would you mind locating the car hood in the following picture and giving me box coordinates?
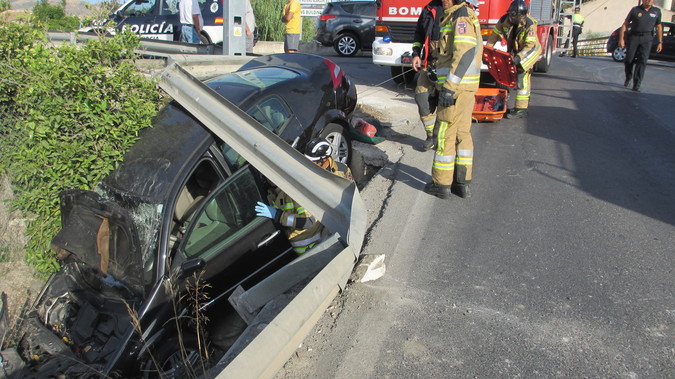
[51,189,145,296]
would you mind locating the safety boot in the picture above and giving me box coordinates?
[424,182,452,199]
[451,183,471,198]
[505,108,528,119]
[423,135,436,150]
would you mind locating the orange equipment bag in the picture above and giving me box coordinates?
[473,88,508,122]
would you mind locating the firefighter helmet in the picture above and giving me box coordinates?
[508,0,528,23]
[304,138,334,161]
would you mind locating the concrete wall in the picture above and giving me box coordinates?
[580,0,675,36]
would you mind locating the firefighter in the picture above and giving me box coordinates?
[424,0,481,200]
[486,0,542,119]
[254,138,352,253]
[411,0,445,150]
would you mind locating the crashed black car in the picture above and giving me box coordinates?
[5,53,356,378]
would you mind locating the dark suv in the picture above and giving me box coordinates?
[314,1,377,57]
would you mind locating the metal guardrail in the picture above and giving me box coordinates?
[156,60,367,379]
[46,31,223,55]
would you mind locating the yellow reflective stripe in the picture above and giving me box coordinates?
[454,36,477,45]
[456,157,473,166]
[437,121,448,154]
[413,42,422,48]
[440,26,453,33]
[432,161,455,170]
[460,74,480,84]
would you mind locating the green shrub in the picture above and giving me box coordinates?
[253,0,286,41]
[0,23,161,273]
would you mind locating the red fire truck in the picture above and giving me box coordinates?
[372,0,567,83]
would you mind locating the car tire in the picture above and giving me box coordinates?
[140,334,208,378]
[320,123,352,165]
[334,33,359,57]
[199,33,211,45]
[612,46,626,62]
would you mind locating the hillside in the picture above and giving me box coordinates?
[9,0,99,17]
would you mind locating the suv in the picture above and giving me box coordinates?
[314,1,377,57]
[606,22,675,62]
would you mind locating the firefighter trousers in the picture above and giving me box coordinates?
[514,70,532,109]
[431,90,474,186]
[415,68,439,137]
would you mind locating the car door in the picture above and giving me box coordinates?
[174,166,292,299]
[356,1,377,48]
[661,23,675,60]
[117,0,176,41]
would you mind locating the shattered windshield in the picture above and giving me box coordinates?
[96,184,163,287]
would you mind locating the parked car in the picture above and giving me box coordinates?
[79,0,255,45]
[314,0,377,57]
[5,54,356,378]
[606,21,675,62]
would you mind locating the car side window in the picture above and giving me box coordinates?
[181,167,263,260]
[361,3,377,17]
[123,0,156,16]
[247,97,291,134]
[341,4,357,15]
[160,0,179,15]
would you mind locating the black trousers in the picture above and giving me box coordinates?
[571,28,582,57]
[625,34,653,88]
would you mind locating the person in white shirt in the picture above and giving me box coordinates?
[179,0,203,44]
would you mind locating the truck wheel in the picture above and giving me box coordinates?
[612,47,626,62]
[334,33,359,57]
[390,66,417,87]
[535,35,553,73]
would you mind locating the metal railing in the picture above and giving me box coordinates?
[558,36,611,57]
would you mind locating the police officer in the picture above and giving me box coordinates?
[486,0,541,119]
[411,0,445,150]
[619,0,663,92]
[570,6,585,58]
[255,138,352,253]
[424,0,481,200]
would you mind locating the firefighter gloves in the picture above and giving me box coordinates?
[255,201,278,219]
[439,88,457,107]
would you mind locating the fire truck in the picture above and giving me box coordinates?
[372,0,575,83]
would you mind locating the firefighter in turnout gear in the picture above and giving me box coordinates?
[254,138,352,253]
[411,0,445,150]
[486,0,542,119]
[424,0,482,200]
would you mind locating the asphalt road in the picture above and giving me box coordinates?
[274,52,675,378]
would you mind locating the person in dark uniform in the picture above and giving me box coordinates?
[619,0,663,92]
[411,0,445,150]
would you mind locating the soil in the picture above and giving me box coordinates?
[0,176,45,347]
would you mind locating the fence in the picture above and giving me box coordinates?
[558,36,611,57]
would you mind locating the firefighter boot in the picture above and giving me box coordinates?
[451,183,471,198]
[505,108,528,119]
[424,182,452,199]
[423,135,436,150]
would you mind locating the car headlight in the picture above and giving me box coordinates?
[374,47,393,56]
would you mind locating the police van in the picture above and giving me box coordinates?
[81,0,228,45]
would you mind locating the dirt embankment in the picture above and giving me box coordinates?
[0,176,45,345]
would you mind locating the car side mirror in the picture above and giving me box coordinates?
[178,258,205,280]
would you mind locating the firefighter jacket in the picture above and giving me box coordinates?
[269,187,324,254]
[268,157,351,254]
[435,3,482,93]
[487,13,542,72]
[412,0,445,67]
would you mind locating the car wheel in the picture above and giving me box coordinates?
[320,123,352,165]
[199,33,211,45]
[334,33,359,57]
[140,335,208,378]
[612,46,626,62]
